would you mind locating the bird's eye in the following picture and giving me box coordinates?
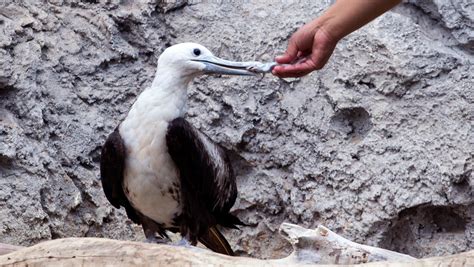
[193,48,201,56]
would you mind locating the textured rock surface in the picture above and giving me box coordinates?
[0,0,472,260]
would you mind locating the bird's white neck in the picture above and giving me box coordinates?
[151,67,195,95]
[126,68,194,123]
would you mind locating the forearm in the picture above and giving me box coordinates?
[313,0,402,42]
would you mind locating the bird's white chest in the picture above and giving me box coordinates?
[119,110,182,227]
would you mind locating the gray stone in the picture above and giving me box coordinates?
[0,0,472,259]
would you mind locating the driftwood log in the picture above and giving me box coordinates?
[0,223,472,266]
[0,244,23,257]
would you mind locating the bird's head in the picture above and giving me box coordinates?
[157,43,257,78]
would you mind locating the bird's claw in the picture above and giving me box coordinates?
[174,237,192,247]
[145,236,168,244]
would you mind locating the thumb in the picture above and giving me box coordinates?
[276,39,299,64]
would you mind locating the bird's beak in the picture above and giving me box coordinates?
[192,55,274,76]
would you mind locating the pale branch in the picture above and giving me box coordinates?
[0,223,472,266]
[278,223,415,264]
[0,244,23,256]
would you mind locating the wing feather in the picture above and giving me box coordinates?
[100,127,140,224]
[165,118,241,239]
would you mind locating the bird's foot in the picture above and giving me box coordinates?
[172,237,192,247]
[145,236,168,244]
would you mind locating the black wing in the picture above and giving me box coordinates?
[100,127,140,224]
[166,118,242,239]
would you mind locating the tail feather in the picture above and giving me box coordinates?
[217,213,247,229]
[198,226,235,256]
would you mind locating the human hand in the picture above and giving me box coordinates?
[272,21,338,78]
[272,0,402,78]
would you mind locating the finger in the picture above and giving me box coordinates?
[272,68,312,78]
[272,59,317,77]
[272,67,311,78]
[275,37,299,64]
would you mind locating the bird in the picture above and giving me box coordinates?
[100,43,269,255]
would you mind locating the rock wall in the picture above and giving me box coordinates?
[0,0,472,259]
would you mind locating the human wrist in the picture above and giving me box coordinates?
[310,14,343,47]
